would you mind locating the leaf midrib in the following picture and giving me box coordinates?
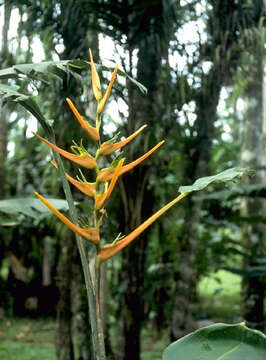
[216,343,241,360]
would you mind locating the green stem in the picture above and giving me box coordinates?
[41,125,104,360]
[94,258,106,360]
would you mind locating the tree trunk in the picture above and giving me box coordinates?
[16,119,27,196]
[170,65,221,339]
[56,234,92,360]
[71,245,92,360]
[0,1,11,199]
[54,210,94,358]
[169,0,261,339]
[0,0,12,311]
[0,102,8,199]
[42,236,52,286]
[55,230,75,360]
[241,39,265,331]
[118,33,165,360]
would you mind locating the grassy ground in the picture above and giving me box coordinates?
[197,269,242,321]
[0,270,241,359]
[0,318,56,360]
[0,341,55,360]
[141,326,169,360]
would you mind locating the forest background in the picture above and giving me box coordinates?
[0,1,265,360]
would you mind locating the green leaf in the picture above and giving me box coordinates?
[0,60,75,82]
[0,66,18,79]
[197,183,266,201]
[178,168,253,194]
[0,198,69,222]
[123,72,147,94]
[0,60,147,93]
[0,220,20,227]
[0,83,26,99]
[68,59,147,94]
[0,60,147,130]
[163,323,266,360]
[0,83,51,131]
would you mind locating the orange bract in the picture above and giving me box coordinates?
[51,161,95,197]
[94,159,124,210]
[97,140,165,182]
[100,125,147,156]
[89,49,102,101]
[33,132,96,169]
[34,192,100,244]
[33,51,178,260]
[97,65,118,114]
[66,175,95,197]
[98,192,188,262]
[66,98,99,141]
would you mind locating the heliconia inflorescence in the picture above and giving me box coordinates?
[34,50,187,263]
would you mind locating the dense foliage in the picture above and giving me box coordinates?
[0,1,265,359]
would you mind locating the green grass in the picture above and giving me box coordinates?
[198,270,241,298]
[197,269,242,319]
[0,317,55,343]
[0,270,243,359]
[141,326,168,360]
[0,342,55,360]
[0,318,56,360]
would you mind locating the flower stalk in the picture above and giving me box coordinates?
[34,51,189,360]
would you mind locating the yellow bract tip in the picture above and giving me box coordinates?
[66,98,99,141]
[89,49,102,101]
[97,65,118,114]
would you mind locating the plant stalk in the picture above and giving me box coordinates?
[94,258,106,360]
[42,126,105,360]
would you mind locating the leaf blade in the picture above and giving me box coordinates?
[163,323,266,360]
[178,168,253,194]
[0,197,69,222]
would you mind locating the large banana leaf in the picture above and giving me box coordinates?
[163,323,266,360]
